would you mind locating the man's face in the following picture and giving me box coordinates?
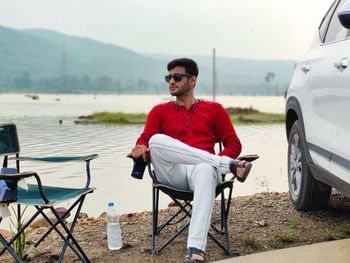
[167,66,196,97]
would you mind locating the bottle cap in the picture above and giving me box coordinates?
[108,202,114,207]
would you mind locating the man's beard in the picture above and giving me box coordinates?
[169,83,191,96]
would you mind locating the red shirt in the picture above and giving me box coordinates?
[136,100,242,158]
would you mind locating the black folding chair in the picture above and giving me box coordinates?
[0,123,98,263]
[137,142,258,256]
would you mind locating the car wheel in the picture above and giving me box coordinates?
[288,120,331,210]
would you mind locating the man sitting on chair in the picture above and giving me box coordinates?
[131,58,252,262]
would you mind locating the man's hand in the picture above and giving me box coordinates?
[131,144,149,161]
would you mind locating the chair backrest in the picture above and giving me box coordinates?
[0,123,20,156]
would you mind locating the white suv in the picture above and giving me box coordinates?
[285,0,350,210]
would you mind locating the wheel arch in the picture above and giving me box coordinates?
[285,97,313,163]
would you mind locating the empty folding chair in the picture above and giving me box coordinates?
[0,123,98,262]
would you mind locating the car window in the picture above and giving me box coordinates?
[324,0,350,43]
[319,0,339,42]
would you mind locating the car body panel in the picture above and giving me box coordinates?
[285,0,350,199]
[329,41,350,184]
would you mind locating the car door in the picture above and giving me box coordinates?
[300,0,347,172]
[328,32,350,185]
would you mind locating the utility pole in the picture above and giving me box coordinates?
[212,48,216,102]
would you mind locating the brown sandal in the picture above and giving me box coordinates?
[184,247,206,262]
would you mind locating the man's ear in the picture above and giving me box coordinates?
[190,75,197,87]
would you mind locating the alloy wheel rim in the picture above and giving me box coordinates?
[290,133,302,198]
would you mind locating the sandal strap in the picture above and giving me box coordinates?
[184,247,206,262]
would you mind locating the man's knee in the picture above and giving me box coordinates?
[149,134,168,147]
[192,163,217,180]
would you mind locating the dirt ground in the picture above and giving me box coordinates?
[2,191,350,263]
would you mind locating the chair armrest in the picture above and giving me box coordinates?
[10,154,98,188]
[0,171,37,180]
[0,171,50,203]
[11,154,98,162]
[237,154,259,162]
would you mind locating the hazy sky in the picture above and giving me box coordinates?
[0,0,334,60]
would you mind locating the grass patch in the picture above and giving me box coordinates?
[321,229,344,241]
[321,224,350,241]
[275,231,299,243]
[75,112,147,125]
[270,231,299,248]
[75,107,285,126]
[340,223,350,235]
[243,236,260,249]
[226,106,284,125]
[289,217,302,228]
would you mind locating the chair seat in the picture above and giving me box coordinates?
[154,179,235,202]
[17,184,95,207]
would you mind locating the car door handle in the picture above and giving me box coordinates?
[301,63,311,73]
[334,58,349,70]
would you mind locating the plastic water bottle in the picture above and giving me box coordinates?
[106,202,123,250]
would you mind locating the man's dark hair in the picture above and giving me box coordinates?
[167,58,199,77]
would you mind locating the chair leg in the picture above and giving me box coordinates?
[151,189,194,254]
[23,199,81,259]
[221,191,225,233]
[223,185,234,255]
[46,206,90,263]
[157,221,190,254]
[58,195,87,262]
[156,203,191,234]
[151,187,159,254]
[31,201,90,263]
[0,234,23,262]
[0,209,42,257]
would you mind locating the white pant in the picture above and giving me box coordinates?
[149,134,233,251]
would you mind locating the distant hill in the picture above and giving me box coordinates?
[0,25,294,95]
[148,54,295,95]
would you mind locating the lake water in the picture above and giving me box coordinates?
[0,94,288,217]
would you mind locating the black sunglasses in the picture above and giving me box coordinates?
[165,73,191,83]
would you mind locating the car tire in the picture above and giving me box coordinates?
[288,120,331,210]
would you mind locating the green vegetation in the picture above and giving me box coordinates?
[226,107,285,125]
[321,229,344,241]
[288,217,302,228]
[340,223,350,234]
[75,112,147,125]
[321,224,350,240]
[243,236,260,249]
[274,231,299,243]
[9,205,28,259]
[75,107,285,126]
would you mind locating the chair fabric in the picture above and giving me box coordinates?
[16,184,95,206]
[0,123,97,263]
[0,123,20,155]
[147,142,235,256]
